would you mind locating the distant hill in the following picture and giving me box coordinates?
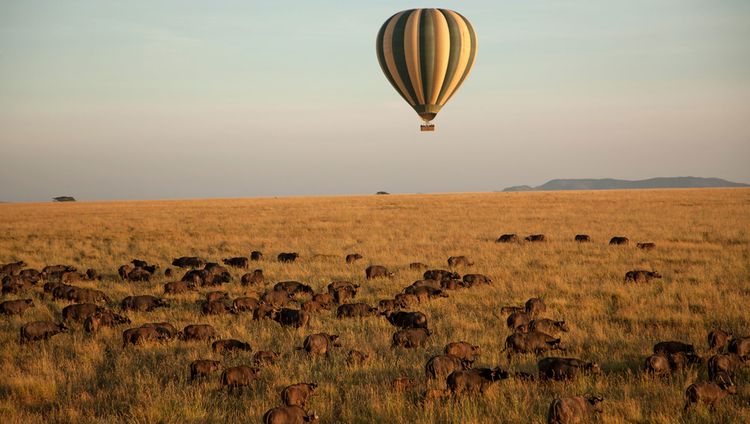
[503,177,749,192]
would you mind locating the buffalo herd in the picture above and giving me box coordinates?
[1,232,747,423]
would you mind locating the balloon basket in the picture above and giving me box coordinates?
[420,124,435,132]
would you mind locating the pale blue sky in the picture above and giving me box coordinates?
[1,1,749,201]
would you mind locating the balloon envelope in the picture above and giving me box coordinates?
[376,8,477,124]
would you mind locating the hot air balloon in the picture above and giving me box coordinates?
[376,8,477,131]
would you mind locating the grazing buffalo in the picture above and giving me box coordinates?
[202,300,234,315]
[263,290,294,308]
[378,299,400,314]
[506,312,532,331]
[423,269,460,281]
[233,297,260,312]
[447,256,473,268]
[538,357,601,381]
[529,319,569,334]
[403,280,441,293]
[504,331,565,357]
[409,262,428,270]
[221,365,261,394]
[262,405,318,424]
[205,291,229,302]
[574,234,591,242]
[337,303,378,319]
[708,329,732,353]
[624,270,662,283]
[121,295,169,312]
[62,303,103,322]
[122,326,164,347]
[140,322,180,339]
[444,342,481,362]
[212,339,252,354]
[241,269,265,285]
[609,236,629,245]
[2,275,34,295]
[346,350,369,366]
[254,302,279,321]
[328,282,358,304]
[684,380,736,411]
[708,353,743,381]
[281,382,318,407]
[274,308,310,328]
[366,265,393,279]
[274,281,314,297]
[547,395,604,424]
[180,324,217,341]
[411,286,448,303]
[345,253,363,263]
[496,234,519,243]
[0,299,34,316]
[253,351,280,366]
[250,251,263,261]
[164,281,197,295]
[525,298,547,317]
[447,367,509,395]
[385,311,428,329]
[636,242,656,250]
[391,377,418,391]
[172,257,206,269]
[643,353,671,376]
[394,293,418,308]
[84,311,130,333]
[0,261,26,274]
[164,268,173,278]
[392,328,431,348]
[728,336,750,360]
[190,359,220,381]
[278,252,299,263]
[462,274,491,286]
[653,341,696,355]
[222,257,249,269]
[525,234,546,242]
[126,268,153,282]
[20,321,68,343]
[425,354,471,380]
[302,300,326,314]
[311,293,334,309]
[299,333,340,357]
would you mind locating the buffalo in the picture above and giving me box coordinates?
[384,311,428,329]
[444,341,481,362]
[574,234,591,242]
[625,270,662,283]
[447,256,473,268]
[164,281,197,295]
[392,328,431,348]
[181,324,217,341]
[684,380,736,411]
[447,367,509,395]
[250,251,263,261]
[298,333,340,357]
[262,405,318,424]
[233,297,260,312]
[62,303,103,322]
[609,236,629,245]
[190,359,220,381]
[278,252,299,263]
[538,357,601,381]
[212,339,252,354]
[222,257,249,269]
[281,382,318,407]
[221,365,261,394]
[365,265,393,279]
[0,299,34,316]
[84,311,130,333]
[529,319,569,334]
[274,308,310,328]
[636,242,656,250]
[121,295,169,312]
[172,256,206,269]
[708,353,743,381]
[345,253,363,263]
[241,269,265,285]
[525,234,546,242]
[462,274,491,286]
[425,354,471,380]
[728,336,750,360]
[254,351,280,366]
[547,395,604,424]
[409,262,428,270]
[274,281,314,297]
[708,329,732,353]
[201,300,234,315]
[504,331,565,357]
[336,303,378,319]
[496,234,519,243]
[423,269,459,281]
[20,321,68,343]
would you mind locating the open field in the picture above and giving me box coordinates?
[1,189,749,423]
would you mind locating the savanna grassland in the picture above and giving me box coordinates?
[0,189,749,424]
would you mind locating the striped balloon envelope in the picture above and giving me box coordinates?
[376,8,477,131]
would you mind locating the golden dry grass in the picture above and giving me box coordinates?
[0,189,749,423]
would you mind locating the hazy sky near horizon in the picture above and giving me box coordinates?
[1,1,749,201]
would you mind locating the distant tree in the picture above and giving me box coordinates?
[376,191,390,195]
[53,196,76,202]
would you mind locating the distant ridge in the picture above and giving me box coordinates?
[503,177,749,192]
